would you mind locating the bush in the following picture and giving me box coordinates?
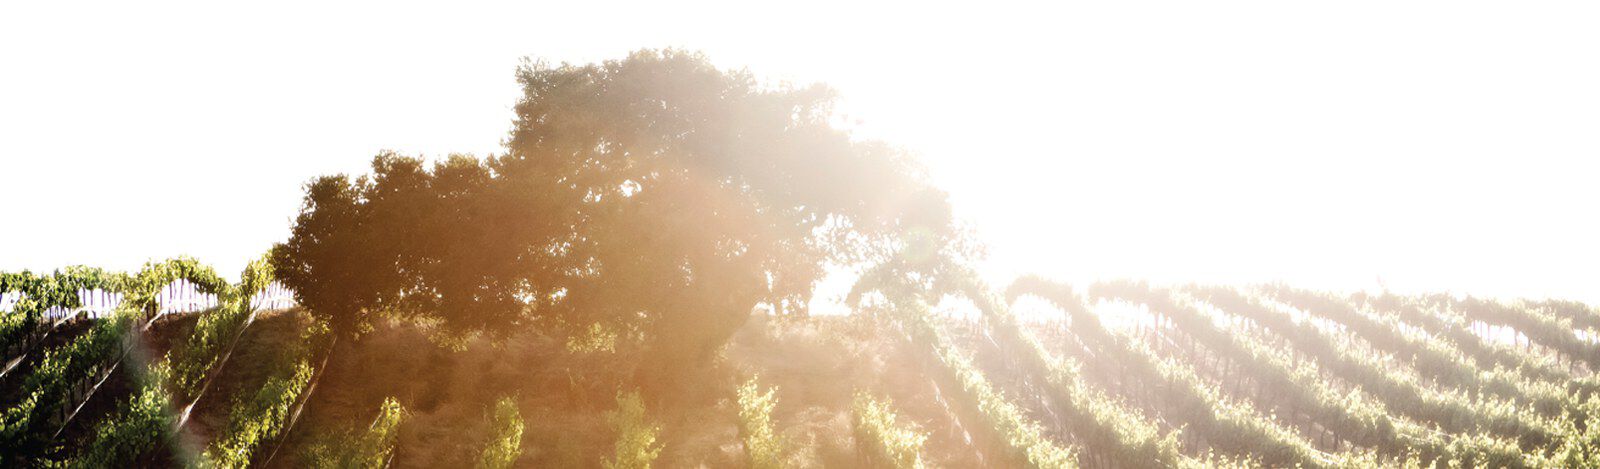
[737,376,786,469]
[603,391,661,469]
[477,396,524,469]
[852,392,926,469]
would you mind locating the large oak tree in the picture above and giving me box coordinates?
[272,49,965,391]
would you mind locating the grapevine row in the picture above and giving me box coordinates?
[944,273,1190,468]
[1356,292,1600,401]
[1099,282,1400,456]
[57,257,254,466]
[1,256,295,465]
[1435,296,1600,372]
[1006,276,1325,467]
[853,264,1077,468]
[1271,287,1568,415]
[1197,286,1535,466]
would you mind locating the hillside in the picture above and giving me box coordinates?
[8,272,1600,467]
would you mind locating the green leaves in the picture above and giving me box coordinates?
[0,307,134,460]
[303,396,406,469]
[203,359,314,468]
[273,50,967,383]
[852,393,927,469]
[937,343,1076,469]
[1012,278,1323,467]
[167,253,278,403]
[68,366,177,468]
[2,268,129,360]
[2,255,293,466]
[477,397,525,469]
[737,376,786,469]
[603,390,662,469]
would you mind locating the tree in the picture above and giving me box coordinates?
[272,49,965,392]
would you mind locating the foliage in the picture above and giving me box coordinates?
[119,257,228,318]
[271,50,967,393]
[1197,285,1545,466]
[0,311,27,352]
[0,262,213,463]
[1357,292,1584,393]
[737,376,786,469]
[853,266,1076,469]
[1532,395,1600,468]
[63,367,176,468]
[1205,285,1551,457]
[1272,286,1568,421]
[852,392,927,469]
[935,332,1077,468]
[0,306,135,459]
[1,268,128,359]
[16,256,289,466]
[1189,286,1409,451]
[948,273,1189,468]
[477,396,525,469]
[303,396,407,469]
[1008,277,1325,467]
[603,390,662,469]
[1443,296,1600,370]
[203,359,315,468]
[168,253,277,402]
[566,322,619,354]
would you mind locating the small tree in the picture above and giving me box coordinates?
[604,391,662,469]
[478,397,524,469]
[738,376,785,468]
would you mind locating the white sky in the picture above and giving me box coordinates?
[2,1,1597,304]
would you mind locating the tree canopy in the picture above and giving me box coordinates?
[271,49,966,385]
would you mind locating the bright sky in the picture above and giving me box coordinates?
[3,1,1597,304]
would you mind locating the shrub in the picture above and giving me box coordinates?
[603,391,661,469]
[737,376,786,469]
[852,392,926,469]
[478,396,524,469]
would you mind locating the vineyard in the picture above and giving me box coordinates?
[5,51,1598,468]
[4,255,1600,467]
